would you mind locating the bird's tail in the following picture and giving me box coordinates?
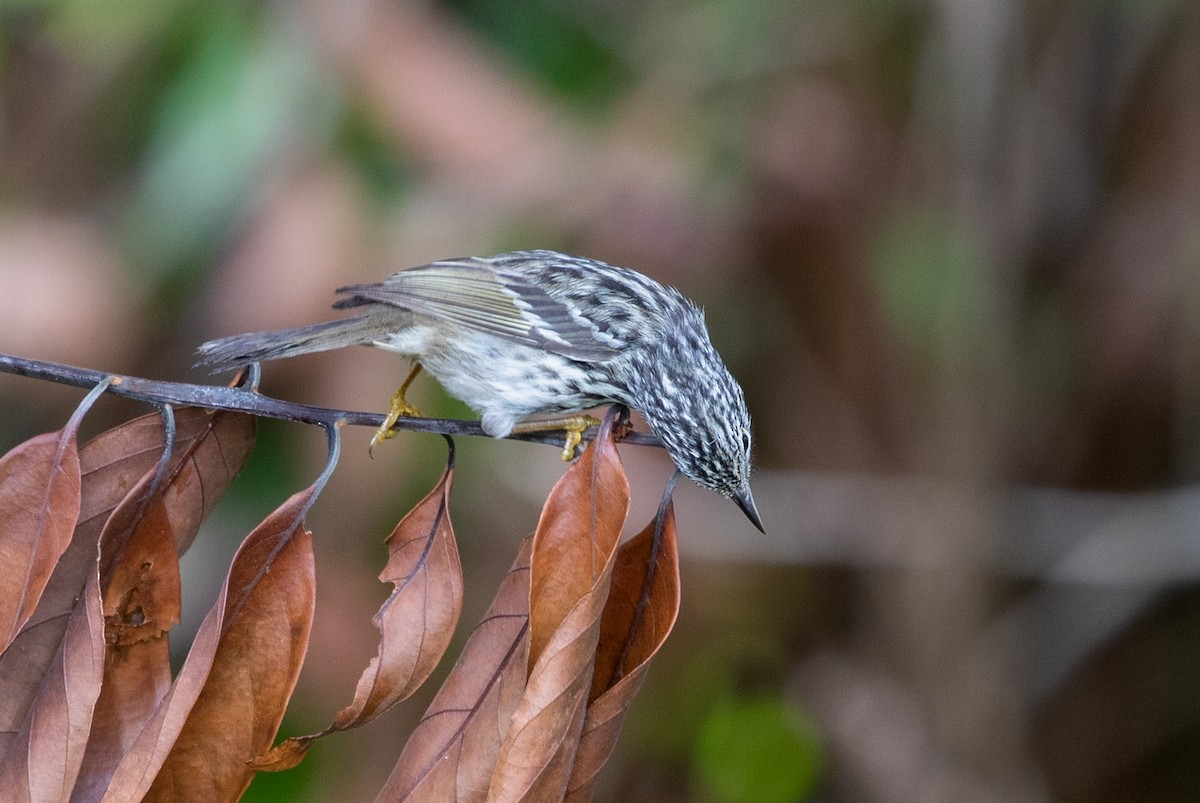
[195,311,399,371]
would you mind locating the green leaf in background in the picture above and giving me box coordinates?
[694,694,821,803]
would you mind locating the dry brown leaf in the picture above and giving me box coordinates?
[255,449,463,771]
[0,556,104,802]
[0,428,82,652]
[526,412,629,668]
[99,494,181,647]
[488,412,629,802]
[71,490,181,802]
[566,501,680,802]
[101,486,316,802]
[378,537,532,802]
[0,386,102,801]
[79,407,255,556]
[488,589,601,802]
[588,500,680,701]
[0,408,254,759]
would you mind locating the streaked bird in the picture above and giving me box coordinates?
[197,250,763,531]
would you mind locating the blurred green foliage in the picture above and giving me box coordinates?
[442,0,627,107]
[116,5,332,286]
[694,694,821,803]
[334,108,416,206]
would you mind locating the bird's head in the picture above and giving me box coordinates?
[633,313,762,532]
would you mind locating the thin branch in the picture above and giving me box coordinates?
[0,353,663,450]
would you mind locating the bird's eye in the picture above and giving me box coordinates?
[741,432,751,451]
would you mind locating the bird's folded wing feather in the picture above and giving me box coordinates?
[334,260,622,361]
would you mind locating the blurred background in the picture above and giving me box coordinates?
[2,0,1199,800]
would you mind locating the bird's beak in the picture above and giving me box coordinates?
[732,487,765,533]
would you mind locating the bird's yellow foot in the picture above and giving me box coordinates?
[370,364,424,456]
[513,414,601,461]
[558,415,601,461]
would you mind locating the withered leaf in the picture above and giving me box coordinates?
[488,412,629,802]
[378,537,532,802]
[0,408,254,760]
[255,453,462,772]
[101,486,316,803]
[0,428,82,652]
[0,559,104,802]
[527,411,629,668]
[71,491,180,803]
[99,494,181,647]
[566,501,680,802]
[81,407,255,557]
[588,500,680,701]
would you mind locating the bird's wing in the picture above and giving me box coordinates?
[333,258,623,361]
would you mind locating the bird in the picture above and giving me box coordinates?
[196,250,763,532]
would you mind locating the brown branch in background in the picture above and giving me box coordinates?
[0,353,663,450]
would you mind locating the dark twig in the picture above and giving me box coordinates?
[0,353,664,450]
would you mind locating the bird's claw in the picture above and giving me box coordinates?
[559,415,601,461]
[369,385,423,457]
